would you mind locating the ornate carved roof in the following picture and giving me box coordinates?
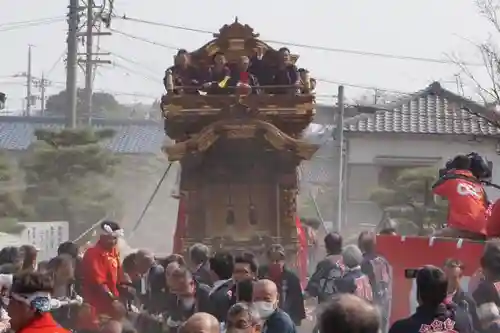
[188,18,299,67]
[163,119,318,162]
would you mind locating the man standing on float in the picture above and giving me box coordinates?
[78,221,126,332]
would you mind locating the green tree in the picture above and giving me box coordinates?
[0,152,30,234]
[370,167,448,235]
[45,89,123,117]
[21,128,120,237]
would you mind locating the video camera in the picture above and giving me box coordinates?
[404,268,420,279]
[438,152,492,181]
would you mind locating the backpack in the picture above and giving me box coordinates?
[306,255,345,302]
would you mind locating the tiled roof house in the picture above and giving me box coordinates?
[308,81,500,228]
[0,116,166,153]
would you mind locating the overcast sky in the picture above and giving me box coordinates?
[0,0,495,111]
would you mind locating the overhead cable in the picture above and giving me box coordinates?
[0,18,65,33]
[109,28,413,95]
[109,28,180,50]
[0,16,65,28]
[115,14,483,67]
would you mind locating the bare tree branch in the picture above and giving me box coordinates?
[450,0,500,105]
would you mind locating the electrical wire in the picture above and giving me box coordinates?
[0,16,65,28]
[0,18,65,33]
[45,49,67,78]
[109,28,180,50]
[101,48,159,77]
[108,28,416,95]
[115,14,483,67]
[111,61,160,82]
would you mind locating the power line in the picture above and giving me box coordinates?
[115,15,483,67]
[105,28,414,95]
[110,28,180,50]
[0,18,65,33]
[0,16,65,28]
[46,49,67,78]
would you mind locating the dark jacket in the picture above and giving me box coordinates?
[50,282,79,330]
[389,303,473,333]
[167,282,212,327]
[262,309,297,333]
[193,262,212,287]
[208,279,236,322]
[451,289,480,331]
[132,264,165,314]
[305,254,344,303]
[259,266,306,325]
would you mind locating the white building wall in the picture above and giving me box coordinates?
[343,133,500,228]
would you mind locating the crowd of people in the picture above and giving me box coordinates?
[163,47,316,95]
[2,219,500,333]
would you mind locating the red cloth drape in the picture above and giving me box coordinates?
[295,216,308,289]
[173,196,186,254]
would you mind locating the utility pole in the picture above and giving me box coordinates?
[78,0,112,124]
[335,85,345,233]
[66,0,79,128]
[26,45,33,116]
[40,73,47,115]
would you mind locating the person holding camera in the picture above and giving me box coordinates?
[389,265,473,333]
[432,154,489,240]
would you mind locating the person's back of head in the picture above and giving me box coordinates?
[19,245,37,271]
[161,254,185,268]
[209,252,234,280]
[319,294,380,333]
[342,245,363,269]
[57,241,79,259]
[451,155,471,171]
[416,265,448,308]
[324,232,342,255]
[11,270,53,295]
[0,247,22,267]
[358,231,376,254]
[236,279,253,303]
[180,312,219,333]
[189,244,210,266]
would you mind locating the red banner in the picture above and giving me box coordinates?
[376,235,484,324]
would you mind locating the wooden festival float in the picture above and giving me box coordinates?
[160,19,318,263]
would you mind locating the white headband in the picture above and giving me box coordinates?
[101,224,124,237]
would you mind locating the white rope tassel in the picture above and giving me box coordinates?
[456,238,464,249]
[428,237,436,247]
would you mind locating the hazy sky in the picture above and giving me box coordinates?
[0,0,496,110]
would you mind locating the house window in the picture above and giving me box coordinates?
[378,166,411,187]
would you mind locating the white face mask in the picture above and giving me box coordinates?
[253,301,275,319]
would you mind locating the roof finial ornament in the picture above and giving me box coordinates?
[234,16,239,23]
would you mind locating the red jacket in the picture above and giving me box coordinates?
[79,241,121,329]
[433,170,488,235]
[18,313,69,333]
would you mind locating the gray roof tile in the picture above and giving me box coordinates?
[346,82,500,135]
[0,117,165,154]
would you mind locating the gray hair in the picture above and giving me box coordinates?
[342,245,363,268]
[189,243,210,265]
[228,302,260,324]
